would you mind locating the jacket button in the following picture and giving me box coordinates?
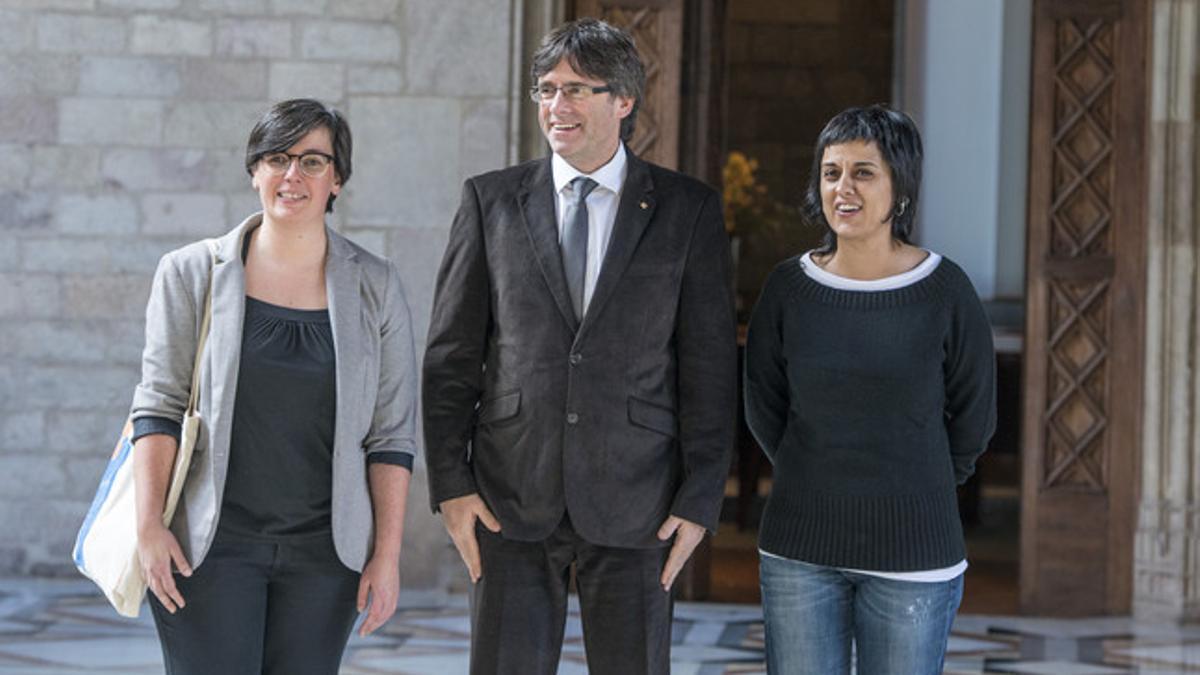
[566,412,579,424]
[569,353,581,366]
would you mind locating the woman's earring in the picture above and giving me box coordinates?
[897,198,909,216]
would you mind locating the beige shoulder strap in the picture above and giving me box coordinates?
[184,240,218,416]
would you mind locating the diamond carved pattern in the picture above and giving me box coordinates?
[589,4,669,164]
[1050,19,1116,259]
[1037,15,1119,494]
[1063,122,1106,166]
[1058,191,1105,240]
[1043,278,1111,490]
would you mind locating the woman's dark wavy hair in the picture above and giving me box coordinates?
[803,105,923,255]
[531,18,646,141]
[245,99,352,214]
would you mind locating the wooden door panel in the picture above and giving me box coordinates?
[1021,0,1147,615]
[1032,492,1109,603]
[574,0,683,169]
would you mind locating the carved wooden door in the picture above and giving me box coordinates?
[573,0,683,169]
[1020,0,1148,615]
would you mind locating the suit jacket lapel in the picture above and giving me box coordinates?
[579,153,655,338]
[518,158,580,332]
[325,228,362,448]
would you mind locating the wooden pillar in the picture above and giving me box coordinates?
[1019,0,1149,615]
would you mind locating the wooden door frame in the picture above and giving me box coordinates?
[677,0,727,189]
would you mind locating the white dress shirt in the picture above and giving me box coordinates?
[551,143,627,315]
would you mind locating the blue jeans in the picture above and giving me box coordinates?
[759,554,963,675]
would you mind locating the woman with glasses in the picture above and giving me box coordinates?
[128,98,417,674]
[743,105,996,674]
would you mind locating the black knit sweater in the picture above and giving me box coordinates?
[744,255,996,572]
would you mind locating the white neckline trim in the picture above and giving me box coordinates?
[759,549,968,583]
[798,250,942,291]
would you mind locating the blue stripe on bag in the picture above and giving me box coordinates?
[73,433,133,568]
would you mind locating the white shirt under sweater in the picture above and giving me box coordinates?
[759,250,968,583]
[551,143,627,315]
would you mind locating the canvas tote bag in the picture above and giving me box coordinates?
[73,241,217,617]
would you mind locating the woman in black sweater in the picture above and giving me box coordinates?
[744,106,996,674]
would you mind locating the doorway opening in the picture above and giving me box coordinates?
[691,0,1025,615]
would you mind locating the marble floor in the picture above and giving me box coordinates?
[2,578,1200,673]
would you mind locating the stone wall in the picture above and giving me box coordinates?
[0,0,515,589]
[1133,0,1200,622]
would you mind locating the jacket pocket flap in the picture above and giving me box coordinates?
[478,390,521,425]
[627,397,677,437]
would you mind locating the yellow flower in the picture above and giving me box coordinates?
[722,151,768,234]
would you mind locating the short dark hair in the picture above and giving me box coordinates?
[531,18,646,141]
[245,99,352,214]
[803,105,923,255]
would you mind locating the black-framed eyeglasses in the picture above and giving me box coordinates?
[259,151,334,178]
[529,83,613,103]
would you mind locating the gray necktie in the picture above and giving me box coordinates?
[562,177,598,321]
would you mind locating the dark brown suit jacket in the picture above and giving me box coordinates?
[423,151,736,548]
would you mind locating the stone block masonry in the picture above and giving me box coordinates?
[0,0,514,586]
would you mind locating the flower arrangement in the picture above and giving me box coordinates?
[720,150,821,318]
[722,151,768,236]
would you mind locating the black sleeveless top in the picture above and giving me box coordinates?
[218,296,337,538]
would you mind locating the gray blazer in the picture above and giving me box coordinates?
[130,213,418,572]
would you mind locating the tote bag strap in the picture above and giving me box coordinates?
[184,240,218,417]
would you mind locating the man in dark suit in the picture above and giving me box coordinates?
[423,17,736,675]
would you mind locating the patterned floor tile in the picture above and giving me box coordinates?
[1106,640,1200,671]
[983,661,1130,674]
[7,579,1200,673]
